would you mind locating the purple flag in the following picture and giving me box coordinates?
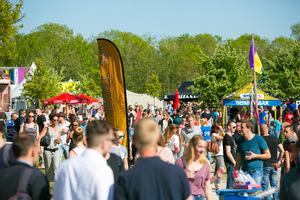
[249,36,255,70]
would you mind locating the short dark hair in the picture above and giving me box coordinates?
[86,120,112,148]
[19,109,25,115]
[12,134,37,158]
[242,119,254,131]
[49,114,58,121]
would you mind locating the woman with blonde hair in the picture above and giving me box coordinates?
[176,135,212,200]
[69,127,86,158]
[164,124,180,159]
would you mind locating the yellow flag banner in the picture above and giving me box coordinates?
[97,39,129,148]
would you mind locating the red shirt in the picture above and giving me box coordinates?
[285,113,294,124]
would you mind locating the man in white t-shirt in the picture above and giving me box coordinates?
[57,112,70,167]
[54,120,114,200]
[110,128,128,170]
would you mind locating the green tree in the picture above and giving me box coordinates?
[145,74,161,105]
[191,43,252,107]
[260,41,300,100]
[291,23,300,40]
[0,0,24,64]
[22,58,64,106]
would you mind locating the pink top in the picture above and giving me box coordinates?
[157,146,175,164]
[175,157,210,196]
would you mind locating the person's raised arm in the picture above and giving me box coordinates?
[247,149,271,160]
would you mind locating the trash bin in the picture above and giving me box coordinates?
[217,188,262,200]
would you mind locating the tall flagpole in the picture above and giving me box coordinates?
[253,52,260,135]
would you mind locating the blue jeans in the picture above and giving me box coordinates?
[269,128,275,137]
[193,195,206,200]
[59,144,69,168]
[206,151,211,161]
[225,162,235,189]
[248,170,263,184]
[129,128,134,139]
[262,167,279,200]
[275,130,280,139]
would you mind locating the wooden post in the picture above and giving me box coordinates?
[253,68,260,135]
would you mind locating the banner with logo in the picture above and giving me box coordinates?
[97,39,129,148]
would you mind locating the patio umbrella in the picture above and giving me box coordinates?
[42,93,89,105]
[174,89,180,111]
[77,94,101,105]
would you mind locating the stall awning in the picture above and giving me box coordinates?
[222,82,281,106]
[163,81,199,101]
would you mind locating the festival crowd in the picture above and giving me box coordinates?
[0,100,300,200]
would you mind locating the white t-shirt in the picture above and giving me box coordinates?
[56,121,70,145]
[166,135,180,152]
[211,133,223,156]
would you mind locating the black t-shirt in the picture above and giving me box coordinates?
[36,115,46,132]
[262,135,280,167]
[229,107,239,120]
[233,131,242,145]
[128,113,134,128]
[223,134,236,164]
[201,112,212,120]
[107,153,124,183]
[114,156,190,200]
[14,116,25,133]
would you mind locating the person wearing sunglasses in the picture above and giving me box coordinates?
[20,111,39,140]
[111,128,128,170]
[38,114,61,183]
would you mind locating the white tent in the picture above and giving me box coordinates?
[126,90,163,109]
[11,62,36,99]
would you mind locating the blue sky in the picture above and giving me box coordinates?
[20,0,300,40]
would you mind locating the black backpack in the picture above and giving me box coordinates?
[9,168,33,200]
[40,127,50,147]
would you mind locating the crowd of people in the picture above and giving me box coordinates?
[0,100,300,200]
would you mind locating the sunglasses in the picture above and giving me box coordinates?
[171,126,177,129]
[116,135,124,139]
[53,119,59,122]
[73,124,78,127]
[29,115,35,118]
[233,126,236,128]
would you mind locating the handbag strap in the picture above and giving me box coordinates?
[17,168,33,193]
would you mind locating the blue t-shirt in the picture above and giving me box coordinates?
[259,112,268,125]
[201,126,211,141]
[81,124,87,136]
[289,103,296,111]
[114,157,190,200]
[237,134,269,172]
[275,120,281,131]
[6,120,16,134]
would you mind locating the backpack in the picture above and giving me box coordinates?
[40,127,50,147]
[9,168,33,200]
[270,121,275,127]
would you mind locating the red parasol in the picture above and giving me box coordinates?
[77,94,101,105]
[174,89,179,111]
[42,93,89,105]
